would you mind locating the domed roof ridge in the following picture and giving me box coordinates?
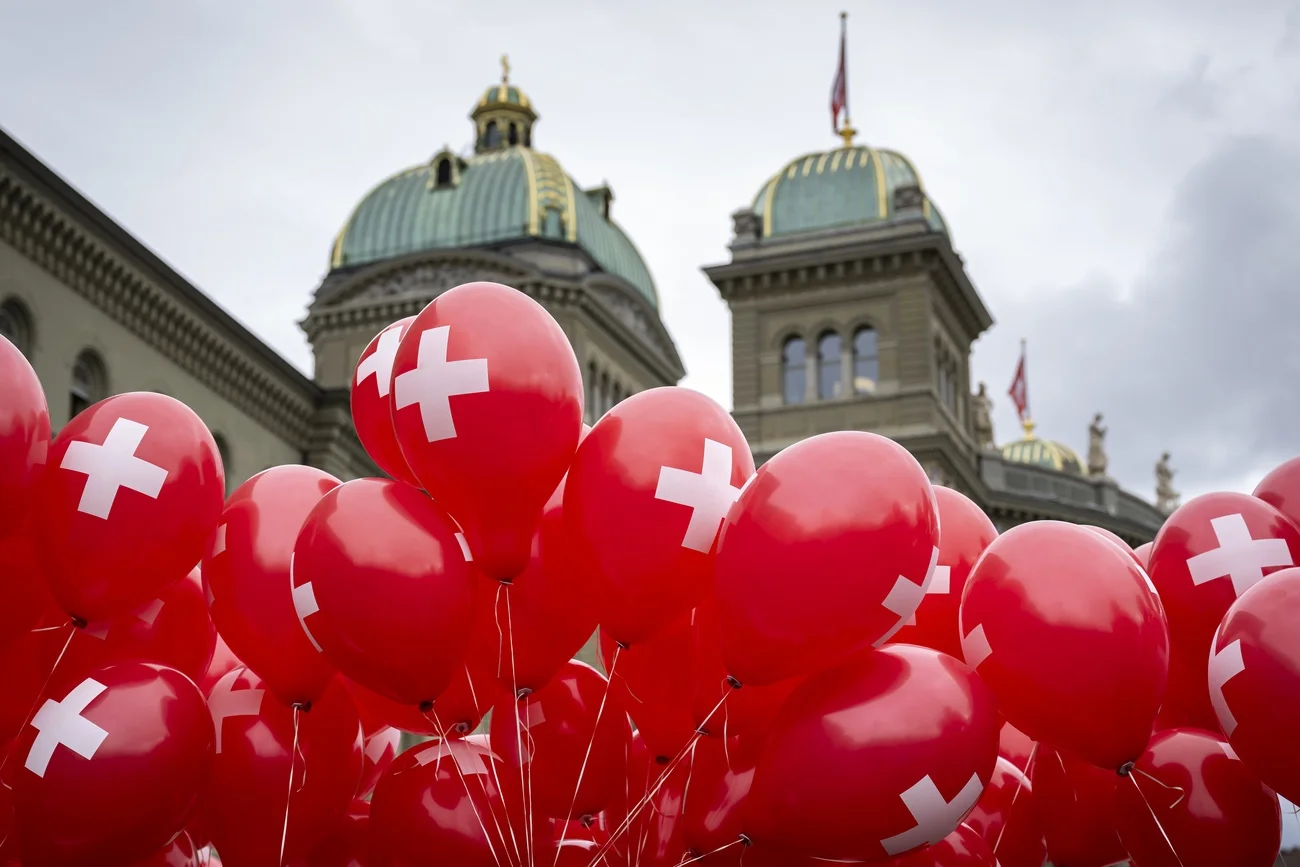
[998,420,1085,476]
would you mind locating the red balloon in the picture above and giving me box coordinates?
[884,823,998,867]
[0,529,63,653]
[1086,524,1145,567]
[294,798,370,867]
[1148,492,1300,691]
[0,333,50,539]
[998,721,1035,773]
[0,623,73,749]
[198,632,243,699]
[1211,566,1300,803]
[602,613,698,763]
[34,392,224,623]
[491,660,630,821]
[132,831,198,867]
[358,727,400,799]
[67,568,215,687]
[1254,456,1300,529]
[292,477,477,707]
[203,465,340,708]
[1135,541,1153,568]
[344,677,436,737]
[690,598,801,743]
[890,486,998,659]
[1155,641,1220,733]
[201,666,363,867]
[963,756,1046,867]
[744,644,999,862]
[564,387,753,647]
[959,520,1168,770]
[368,736,523,867]
[474,475,601,695]
[715,431,939,686]
[350,316,421,488]
[1030,748,1126,867]
[1116,727,1280,867]
[14,662,213,867]
[390,281,583,581]
[680,735,756,860]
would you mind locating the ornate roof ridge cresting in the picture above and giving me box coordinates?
[0,143,319,446]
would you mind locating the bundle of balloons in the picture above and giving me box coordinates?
[2,280,1299,867]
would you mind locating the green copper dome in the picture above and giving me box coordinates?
[328,75,658,309]
[752,145,948,239]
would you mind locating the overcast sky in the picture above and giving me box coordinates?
[3,0,1300,508]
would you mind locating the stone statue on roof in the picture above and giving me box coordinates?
[1155,452,1180,514]
[1087,412,1108,478]
[972,382,995,451]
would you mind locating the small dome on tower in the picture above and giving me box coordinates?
[471,55,538,152]
[999,420,1085,475]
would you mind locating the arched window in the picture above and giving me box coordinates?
[853,327,879,394]
[0,297,33,357]
[599,372,611,417]
[485,121,500,149]
[508,123,519,146]
[781,336,806,405]
[212,433,234,494]
[817,331,842,399]
[70,349,108,419]
[435,158,453,186]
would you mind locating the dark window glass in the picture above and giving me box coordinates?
[782,337,806,405]
[853,327,879,394]
[818,331,842,399]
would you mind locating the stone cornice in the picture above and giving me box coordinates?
[0,131,319,445]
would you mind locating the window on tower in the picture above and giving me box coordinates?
[508,123,519,146]
[70,349,107,419]
[818,331,842,399]
[853,327,878,394]
[435,158,453,187]
[782,336,806,405]
[485,121,500,149]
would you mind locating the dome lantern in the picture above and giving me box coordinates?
[471,55,538,153]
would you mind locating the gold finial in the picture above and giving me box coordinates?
[838,124,857,148]
[1021,417,1037,438]
[500,54,510,85]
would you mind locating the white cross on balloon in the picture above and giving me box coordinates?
[1186,513,1293,597]
[393,325,489,443]
[960,622,993,670]
[879,773,985,856]
[356,324,406,398]
[654,438,743,553]
[25,678,110,778]
[876,548,942,646]
[415,739,497,776]
[60,417,169,520]
[209,677,265,753]
[293,580,323,653]
[1209,638,1246,737]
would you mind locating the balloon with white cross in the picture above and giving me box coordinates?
[291,477,478,708]
[350,315,421,488]
[32,391,225,623]
[563,386,754,648]
[0,330,50,539]
[12,661,213,867]
[1210,565,1300,806]
[390,281,584,583]
[1147,491,1300,682]
[743,644,999,862]
[888,485,999,661]
[959,520,1169,772]
[714,430,938,687]
[200,665,364,866]
[202,464,341,709]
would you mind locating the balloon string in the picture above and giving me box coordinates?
[424,713,509,867]
[503,585,534,867]
[459,663,525,867]
[553,645,621,867]
[278,705,302,866]
[678,838,744,865]
[992,742,1038,855]
[0,621,76,790]
[1126,772,1186,867]
[1133,766,1186,807]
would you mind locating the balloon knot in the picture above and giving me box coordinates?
[515,688,532,701]
[580,814,595,828]
[654,755,671,766]
[1117,761,1135,776]
[498,577,513,586]
[616,640,629,651]
[725,675,743,690]
[418,700,435,714]
[453,721,471,734]
[738,834,753,847]
[695,725,711,736]
[291,701,312,712]
[70,616,87,630]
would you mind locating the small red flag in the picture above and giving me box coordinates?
[1008,341,1029,421]
[830,14,848,132]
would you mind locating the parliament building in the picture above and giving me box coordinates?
[0,66,1167,546]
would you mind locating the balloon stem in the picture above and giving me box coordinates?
[0,622,76,787]
[425,713,510,867]
[278,705,302,866]
[1126,772,1187,867]
[554,644,621,867]
[993,742,1037,855]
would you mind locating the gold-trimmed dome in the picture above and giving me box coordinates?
[999,420,1084,475]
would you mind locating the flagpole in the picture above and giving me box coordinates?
[1019,338,1033,437]
[838,12,856,148]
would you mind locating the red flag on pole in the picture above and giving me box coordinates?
[831,13,848,132]
[1008,339,1029,421]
